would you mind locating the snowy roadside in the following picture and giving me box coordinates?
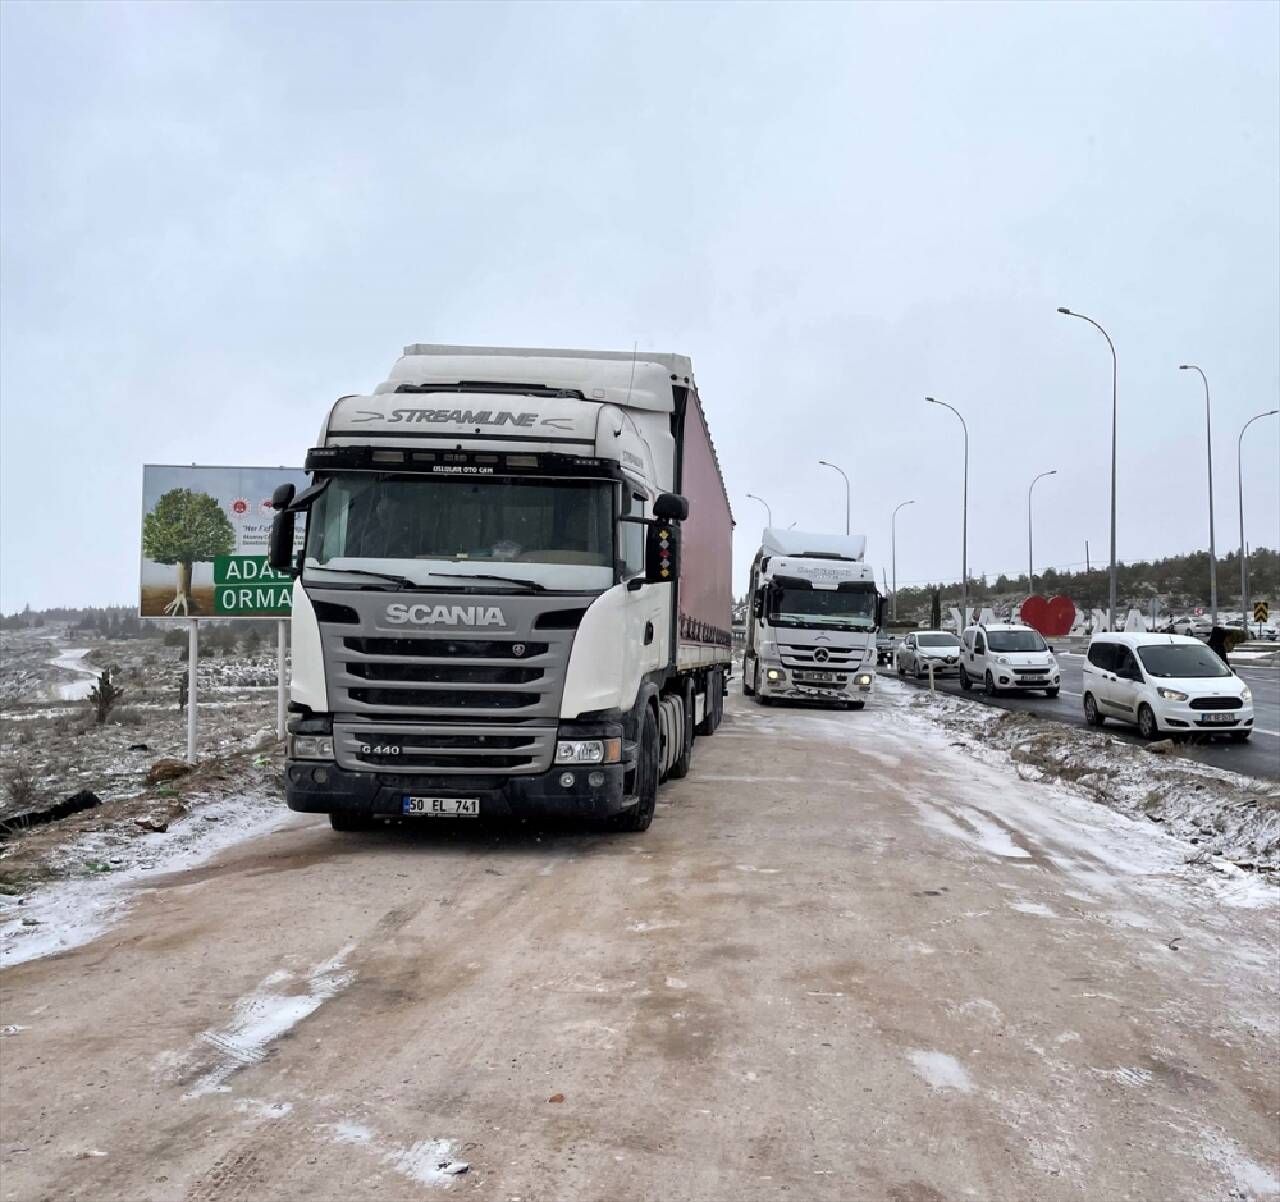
[891,680,1280,875]
[0,751,303,968]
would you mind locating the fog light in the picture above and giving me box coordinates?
[1000,676,1011,684]
[312,767,329,785]
[559,772,575,788]
[587,771,605,788]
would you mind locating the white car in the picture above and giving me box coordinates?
[959,623,1061,696]
[896,630,963,678]
[1082,632,1253,742]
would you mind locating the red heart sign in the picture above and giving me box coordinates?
[1022,594,1075,638]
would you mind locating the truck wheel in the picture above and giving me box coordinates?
[329,812,375,833]
[742,659,755,697]
[668,681,695,779]
[848,700,866,711]
[696,669,720,736]
[612,706,658,832]
[896,659,905,677]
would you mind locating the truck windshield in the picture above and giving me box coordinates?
[772,587,877,629]
[1137,644,1232,678]
[304,474,614,586]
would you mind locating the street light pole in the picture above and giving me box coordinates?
[1058,307,1118,630]
[817,460,850,535]
[925,397,968,626]
[1180,365,1218,626]
[1027,470,1057,595]
[891,499,915,620]
[745,493,773,527]
[1237,409,1279,630]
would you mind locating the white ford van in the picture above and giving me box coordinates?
[1082,632,1252,741]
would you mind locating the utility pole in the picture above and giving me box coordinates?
[891,499,915,620]
[925,397,969,625]
[1179,365,1218,626]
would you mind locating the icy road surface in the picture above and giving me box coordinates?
[1,683,1277,1201]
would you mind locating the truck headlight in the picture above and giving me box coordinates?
[1156,687,1188,702]
[766,668,784,682]
[556,738,622,765]
[855,673,872,687]
[291,735,334,760]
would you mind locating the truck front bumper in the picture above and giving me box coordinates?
[285,760,632,821]
[758,663,875,703]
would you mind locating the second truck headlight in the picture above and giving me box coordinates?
[556,738,622,765]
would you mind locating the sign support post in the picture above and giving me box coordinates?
[186,619,199,764]
[277,619,288,741]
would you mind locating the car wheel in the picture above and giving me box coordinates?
[960,668,972,691]
[915,663,926,679]
[896,659,905,677]
[985,671,1000,697]
[1228,730,1251,744]
[611,706,659,831]
[1045,687,1060,698]
[1083,693,1105,726]
[1137,704,1159,740]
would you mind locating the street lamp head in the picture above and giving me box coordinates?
[1178,364,1191,371]
[817,459,833,468]
[1047,469,1058,477]
[924,396,936,404]
[1056,307,1072,315]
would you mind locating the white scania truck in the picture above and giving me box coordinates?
[269,344,733,832]
[742,528,882,707]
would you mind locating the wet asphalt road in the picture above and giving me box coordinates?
[881,652,1279,780]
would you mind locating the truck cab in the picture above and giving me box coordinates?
[270,344,733,833]
[742,528,881,709]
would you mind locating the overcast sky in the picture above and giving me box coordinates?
[2,0,1277,612]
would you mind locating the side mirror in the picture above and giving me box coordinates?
[644,519,680,584]
[876,596,887,627]
[752,591,764,619]
[272,483,297,510]
[269,510,297,575]
[653,492,689,521]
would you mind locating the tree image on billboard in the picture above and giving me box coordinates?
[143,489,237,616]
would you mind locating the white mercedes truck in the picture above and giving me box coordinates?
[742,528,882,708]
[269,344,733,833]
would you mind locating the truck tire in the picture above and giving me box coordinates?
[612,706,659,832]
[742,658,755,697]
[329,812,375,833]
[696,669,720,736]
[668,681,695,780]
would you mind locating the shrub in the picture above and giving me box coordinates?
[5,765,37,811]
[88,668,124,725]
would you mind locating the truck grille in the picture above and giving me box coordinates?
[313,589,577,775]
[779,643,866,668]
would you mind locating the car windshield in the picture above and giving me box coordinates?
[772,586,877,629]
[918,633,960,648]
[305,473,614,582]
[1137,644,1232,678]
[987,629,1047,652]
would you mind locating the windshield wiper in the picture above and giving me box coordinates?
[306,566,422,589]
[426,571,547,593]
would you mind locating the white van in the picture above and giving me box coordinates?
[1081,632,1253,741]
[959,623,1060,696]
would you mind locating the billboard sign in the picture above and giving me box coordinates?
[140,465,308,619]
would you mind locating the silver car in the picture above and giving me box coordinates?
[896,630,963,679]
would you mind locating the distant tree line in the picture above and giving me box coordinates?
[891,546,1278,618]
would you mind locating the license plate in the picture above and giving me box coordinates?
[1199,713,1235,725]
[803,671,834,683]
[403,796,480,817]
